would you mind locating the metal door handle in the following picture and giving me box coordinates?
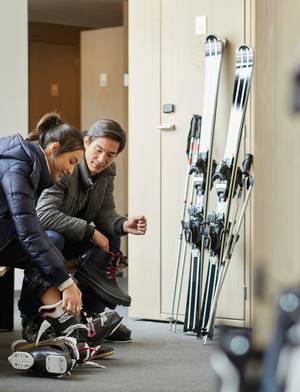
[157,124,176,131]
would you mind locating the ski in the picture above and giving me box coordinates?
[169,34,226,332]
[182,34,226,333]
[198,44,254,340]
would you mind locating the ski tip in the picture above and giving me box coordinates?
[236,45,254,69]
[236,44,254,57]
[204,33,226,48]
[205,34,226,53]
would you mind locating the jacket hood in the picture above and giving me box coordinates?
[0,134,52,192]
[0,134,34,162]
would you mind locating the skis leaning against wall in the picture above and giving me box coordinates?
[198,44,254,342]
[183,34,226,333]
[169,34,226,333]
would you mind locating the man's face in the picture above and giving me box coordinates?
[84,136,120,176]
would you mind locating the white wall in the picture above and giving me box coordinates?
[0,1,28,137]
[0,1,28,290]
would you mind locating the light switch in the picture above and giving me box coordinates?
[195,16,207,35]
[50,83,59,97]
[123,72,129,87]
[99,73,108,87]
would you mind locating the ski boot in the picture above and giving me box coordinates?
[11,338,115,362]
[21,314,55,343]
[8,337,80,377]
[37,300,123,345]
[75,247,131,307]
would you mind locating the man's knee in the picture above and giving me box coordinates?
[46,230,65,252]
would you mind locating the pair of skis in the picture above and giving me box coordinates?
[169,34,223,333]
[169,34,254,341]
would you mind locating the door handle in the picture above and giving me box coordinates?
[157,124,176,131]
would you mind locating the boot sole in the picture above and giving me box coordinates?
[75,270,131,307]
[8,351,68,375]
[105,337,133,344]
[8,351,34,370]
[105,338,132,344]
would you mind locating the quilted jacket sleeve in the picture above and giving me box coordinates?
[36,176,94,241]
[1,163,71,287]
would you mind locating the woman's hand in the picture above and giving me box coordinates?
[62,282,82,316]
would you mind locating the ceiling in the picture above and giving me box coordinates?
[28,0,123,28]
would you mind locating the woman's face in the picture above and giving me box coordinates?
[46,143,84,180]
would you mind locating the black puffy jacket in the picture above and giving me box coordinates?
[0,134,70,287]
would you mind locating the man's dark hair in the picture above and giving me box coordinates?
[87,119,126,154]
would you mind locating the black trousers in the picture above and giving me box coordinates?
[19,231,121,316]
[0,237,51,303]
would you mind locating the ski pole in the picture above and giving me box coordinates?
[169,115,201,330]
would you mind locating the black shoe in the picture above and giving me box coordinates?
[105,323,132,343]
[75,247,131,307]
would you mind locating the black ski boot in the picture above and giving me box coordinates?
[37,301,123,346]
[8,337,79,377]
[21,314,55,343]
[11,337,114,363]
[75,247,131,307]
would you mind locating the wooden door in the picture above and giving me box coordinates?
[29,26,80,130]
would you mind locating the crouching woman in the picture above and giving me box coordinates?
[0,113,84,317]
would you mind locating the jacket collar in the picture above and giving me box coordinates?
[26,141,53,194]
[78,159,116,189]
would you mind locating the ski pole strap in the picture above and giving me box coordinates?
[186,114,202,157]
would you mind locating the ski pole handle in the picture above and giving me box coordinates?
[241,153,253,176]
[190,114,202,138]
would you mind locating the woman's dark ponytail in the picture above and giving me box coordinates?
[28,112,84,155]
[37,112,62,134]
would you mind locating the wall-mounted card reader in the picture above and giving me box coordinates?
[163,103,175,113]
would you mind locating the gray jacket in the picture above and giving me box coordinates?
[36,159,126,241]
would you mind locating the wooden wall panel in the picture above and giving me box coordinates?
[29,22,81,130]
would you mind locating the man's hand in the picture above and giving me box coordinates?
[123,215,147,235]
[62,282,82,316]
[92,229,109,252]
